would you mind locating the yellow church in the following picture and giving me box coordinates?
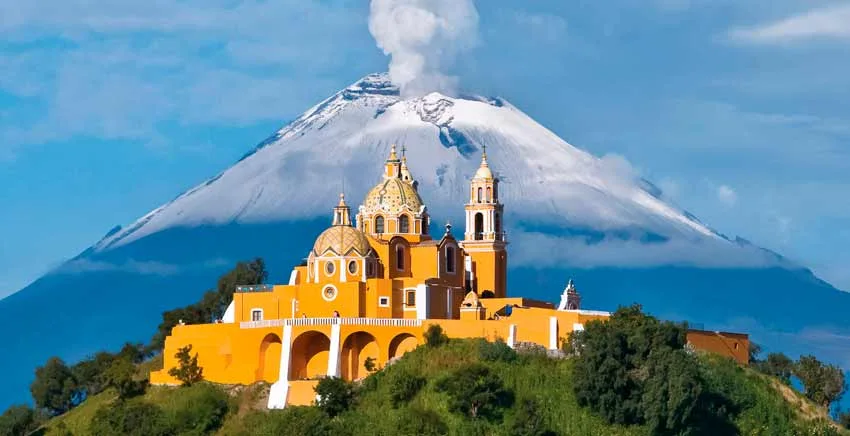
[150,145,749,408]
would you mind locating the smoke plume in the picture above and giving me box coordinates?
[368,0,478,97]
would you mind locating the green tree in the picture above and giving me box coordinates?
[89,399,173,436]
[364,356,377,373]
[151,258,267,349]
[838,410,850,429]
[795,355,846,408]
[423,324,448,348]
[386,368,425,407]
[71,351,116,398]
[104,358,146,399]
[168,345,204,386]
[641,348,703,435]
[434,363,513,420]
[30,357,79,415]
[315,377,355,417]
[0,405,40,436]
[505,398,555,436]
[571,304,687,425]
[754,353,794,385]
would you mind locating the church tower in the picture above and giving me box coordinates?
[462,146,507,298]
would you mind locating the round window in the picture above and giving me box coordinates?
[348,260,357,274]
[322,286,337,301]
[325,261,335,276]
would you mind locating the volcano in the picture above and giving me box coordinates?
[2,73,848,409]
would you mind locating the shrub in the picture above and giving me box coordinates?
[169,383,231,435]
[753,353,794,385]
[241,406,333,436]
[169,345,204,386]
[104,358,147,399]
[315,377,355,417]
[0,405,40,436]
[641,348,703,435]
[478,339,517,363]
[89,399,172,436]
[505,398,555,436]
[434,363,513,420]
[392,407,448,436]
[386,369,426,407]
[423,324,449,348]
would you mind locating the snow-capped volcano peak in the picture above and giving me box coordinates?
[97,73,733,264]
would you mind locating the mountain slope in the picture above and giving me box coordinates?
[2,73,849,410]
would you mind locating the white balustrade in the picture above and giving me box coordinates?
[240,317,423,329]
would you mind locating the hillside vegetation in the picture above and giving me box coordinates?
[30,335,843,436]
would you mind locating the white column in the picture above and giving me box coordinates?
[549,317,559,351]
[508,324,517,349]
[445,288,451,319]
[339,258,346,282]
[416,284,429,320]
[314,260,319,283]
[327,321,342,377]
[268,324,293,409]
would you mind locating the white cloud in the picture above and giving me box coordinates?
[717,184,737,206]
[728,4,850,44]
[0,1,372,160]
[509,230,788,269]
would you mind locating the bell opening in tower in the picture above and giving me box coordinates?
[474,213,484,240]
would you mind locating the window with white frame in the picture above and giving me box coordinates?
[378,296,390,307]
[406,290,416,306]
[251,309,263,321]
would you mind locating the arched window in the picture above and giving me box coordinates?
[375,216,385,234]
[446,246,455,273]
[366,261,374,277]
[477,187,483,203]
[474,213,483,240]
[494,212,501,237]
[347,260,357,274]
[396,245,405,271]
[422,217,429,235]
[399,215,409,233]
[486,187,492,202]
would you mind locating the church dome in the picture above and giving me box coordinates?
[312,225,372,257]
[363,177,424,215]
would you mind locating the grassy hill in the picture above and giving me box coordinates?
[35,339,844,436]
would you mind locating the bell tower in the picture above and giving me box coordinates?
[461,146,507,298]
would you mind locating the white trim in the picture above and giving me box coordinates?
[416,284,429,320]
[321,284,339,302]
[268,323,293,409]
[508,324,517,349]
[339,258,345,282]
[573,323,584,332]
[314,260,319,284]
[562,309,611,316]
[288,269,299,285]
[327,323,341,377]
[361,259,366,282]
[378,296,390,307]
[446,288,451,319]
[222,301,235,323]
[251,308,264,322]
[549,317,559,350]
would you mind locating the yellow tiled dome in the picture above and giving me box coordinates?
[363,177,424,215]
[312,225,372,257]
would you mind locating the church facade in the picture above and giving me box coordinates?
[150,145,748,408]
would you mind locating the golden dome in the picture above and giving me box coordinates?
[363,177,424,215]
[473,150,493,180]
[312,225,372,257]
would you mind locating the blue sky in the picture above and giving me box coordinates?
[1,0,849,299]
